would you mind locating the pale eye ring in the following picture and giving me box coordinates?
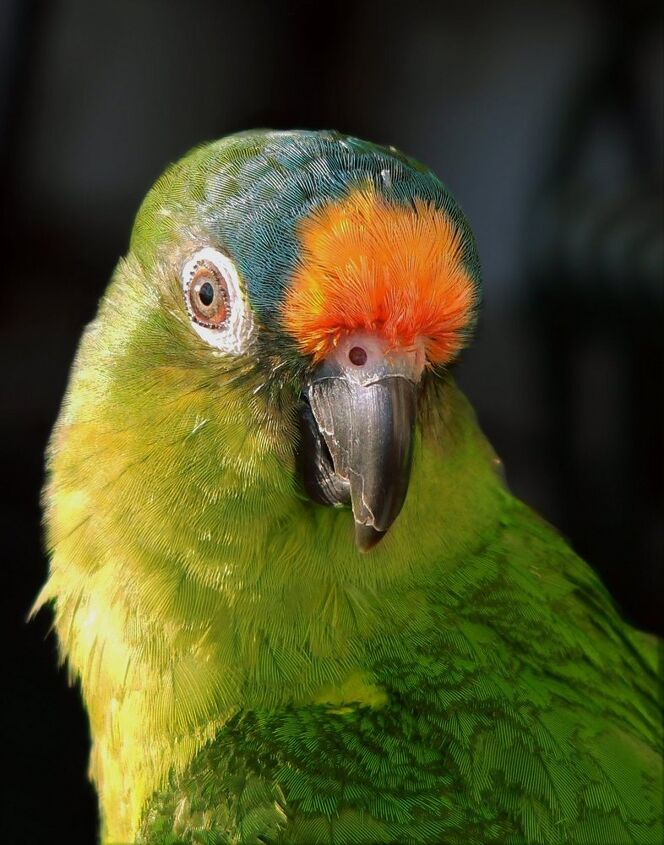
[187,261,229,328]
[181,246,255,354]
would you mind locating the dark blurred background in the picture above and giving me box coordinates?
[2,1,662,842]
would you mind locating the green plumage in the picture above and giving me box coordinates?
[138,463,661,845]
[36,130,662,845]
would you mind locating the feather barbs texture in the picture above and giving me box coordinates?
[283,185,478,364]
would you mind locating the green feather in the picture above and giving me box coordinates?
[138,493,662,844]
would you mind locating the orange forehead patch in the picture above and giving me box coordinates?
[282,185,478,365]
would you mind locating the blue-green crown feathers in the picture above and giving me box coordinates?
[130,130,482,328]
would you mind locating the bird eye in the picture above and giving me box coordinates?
[181,247,256,355]
[187,262,229,328]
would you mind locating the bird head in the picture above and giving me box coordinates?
[48,130,481,577]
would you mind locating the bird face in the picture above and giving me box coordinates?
[135,132,482,552]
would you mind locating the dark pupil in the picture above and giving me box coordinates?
[198,281,215,306]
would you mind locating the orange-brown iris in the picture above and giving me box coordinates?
[187,261,229,328]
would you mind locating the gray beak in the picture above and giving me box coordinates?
[298,334,423,551]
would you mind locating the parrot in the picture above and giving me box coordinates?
[34,129,662,845]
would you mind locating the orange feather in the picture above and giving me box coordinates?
[283,185,477,364]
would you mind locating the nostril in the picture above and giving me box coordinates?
[349,346,367,366]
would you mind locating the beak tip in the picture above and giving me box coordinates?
[354,523,386,552]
